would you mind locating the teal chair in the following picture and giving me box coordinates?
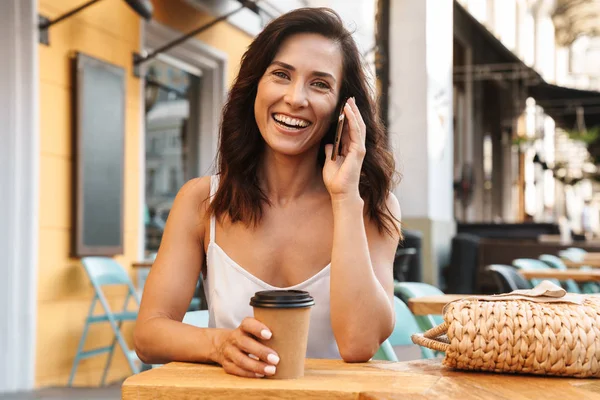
[394,282,444,332]
[537,255,582,293]
[540,254,600,294]
[564,247,588,259]
[559,250,584,262]
[512,258,562,288]
[69,257,140,386]
[373,296,435,360]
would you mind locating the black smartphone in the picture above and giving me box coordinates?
[331,100,347,161]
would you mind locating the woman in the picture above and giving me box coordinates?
[134,7,401,378]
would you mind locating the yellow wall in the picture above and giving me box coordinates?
[36,0,252,387]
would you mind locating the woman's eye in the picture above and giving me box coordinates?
[312,81,330,89]
[272,71,289,79]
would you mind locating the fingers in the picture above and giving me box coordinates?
[235,333,280,367]
[324,144,333,161]
[342,102,358,145]
[240,317,272,340]
[225,317,278,377]
[222,358,264,379]
[348,97,366,141]
[224,345,276,377]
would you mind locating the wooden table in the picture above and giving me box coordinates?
[122,359,600,399]
[408,295,465,316]
[563,259,600,268]
[132,261,153,268]
[520,269,600,281]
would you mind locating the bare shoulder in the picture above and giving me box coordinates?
[177,176,211,200]
[170,176,213,221]
[365,192,402,237]
[385,191,401,223]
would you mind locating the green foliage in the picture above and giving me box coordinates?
[512,136,535,147]
[566,127,600,145]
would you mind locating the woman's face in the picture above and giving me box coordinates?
[254,33,343,157]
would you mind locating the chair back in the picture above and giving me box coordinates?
[566,247,588,256]
[394,282,444,328]
[389,296,435,359]
[512,258,562,287]
[538,255,581,293]
[395,282,444,297]
[485,264,532,293]
[539,254,566,270]
[393,248,417,282]
[445,233,480,294]
[82,257,133,286]
[512,258,550,270]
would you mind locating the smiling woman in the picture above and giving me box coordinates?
[254,33,342,157]
[134,7,402,379]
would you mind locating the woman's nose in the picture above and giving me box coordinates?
[284,83,308,108]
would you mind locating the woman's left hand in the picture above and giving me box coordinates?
[323,97,366,200]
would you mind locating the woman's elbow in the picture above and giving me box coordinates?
[338,341,380,363]
[134,322,160,365]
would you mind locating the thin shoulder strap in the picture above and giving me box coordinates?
[209,175,219,243]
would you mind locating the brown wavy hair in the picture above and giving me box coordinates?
[209,7,399,236]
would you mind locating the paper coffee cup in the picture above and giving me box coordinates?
[250,290,315,379]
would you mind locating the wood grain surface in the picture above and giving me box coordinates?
[520,269,600,281]
[408,295,465,316]
[121,358,600,400]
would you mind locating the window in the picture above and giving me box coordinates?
[144,57,201,253]
[169,167,178,194]
[146,168,156,195]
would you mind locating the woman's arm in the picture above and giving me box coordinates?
[134,177,279,377]
[323,97,400,361]
[134,176,217,364]
[329,194,400,362]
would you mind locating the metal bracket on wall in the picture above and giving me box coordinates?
[131,2,252,78]
[38,14,50,45]
[132,52,144,78]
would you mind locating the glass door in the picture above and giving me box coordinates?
[143,56,202,254]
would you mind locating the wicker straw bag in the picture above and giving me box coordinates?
[411,281,600,378]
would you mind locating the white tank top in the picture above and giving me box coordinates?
[204,175,341,359]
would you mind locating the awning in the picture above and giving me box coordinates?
[528,82,600,130]
[454,1,600,131]
[453,1,542,84]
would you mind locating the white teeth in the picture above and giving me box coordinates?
[273,114,310,128]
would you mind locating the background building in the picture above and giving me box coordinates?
[386,0,600,287]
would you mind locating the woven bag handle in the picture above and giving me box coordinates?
[411,321,449,352]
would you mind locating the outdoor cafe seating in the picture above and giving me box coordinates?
[121,256,600,398]
[70,244,600,398]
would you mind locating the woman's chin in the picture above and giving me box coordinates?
[269,145,307,157]
[265,140,314,157]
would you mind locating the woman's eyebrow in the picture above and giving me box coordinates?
[269,60,337,83]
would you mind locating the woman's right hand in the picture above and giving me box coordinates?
[211,317,280,378]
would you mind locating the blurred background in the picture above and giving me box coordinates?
[1,0,599,396]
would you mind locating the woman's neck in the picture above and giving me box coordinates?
[259,147,324,205]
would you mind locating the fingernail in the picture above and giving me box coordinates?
[264,365,276,375]
[267,354,280,365]
[248,354,259,361]
[255,373,265,378]
[261,329,272,339]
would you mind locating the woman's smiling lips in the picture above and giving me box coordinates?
[271,112,313,135]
